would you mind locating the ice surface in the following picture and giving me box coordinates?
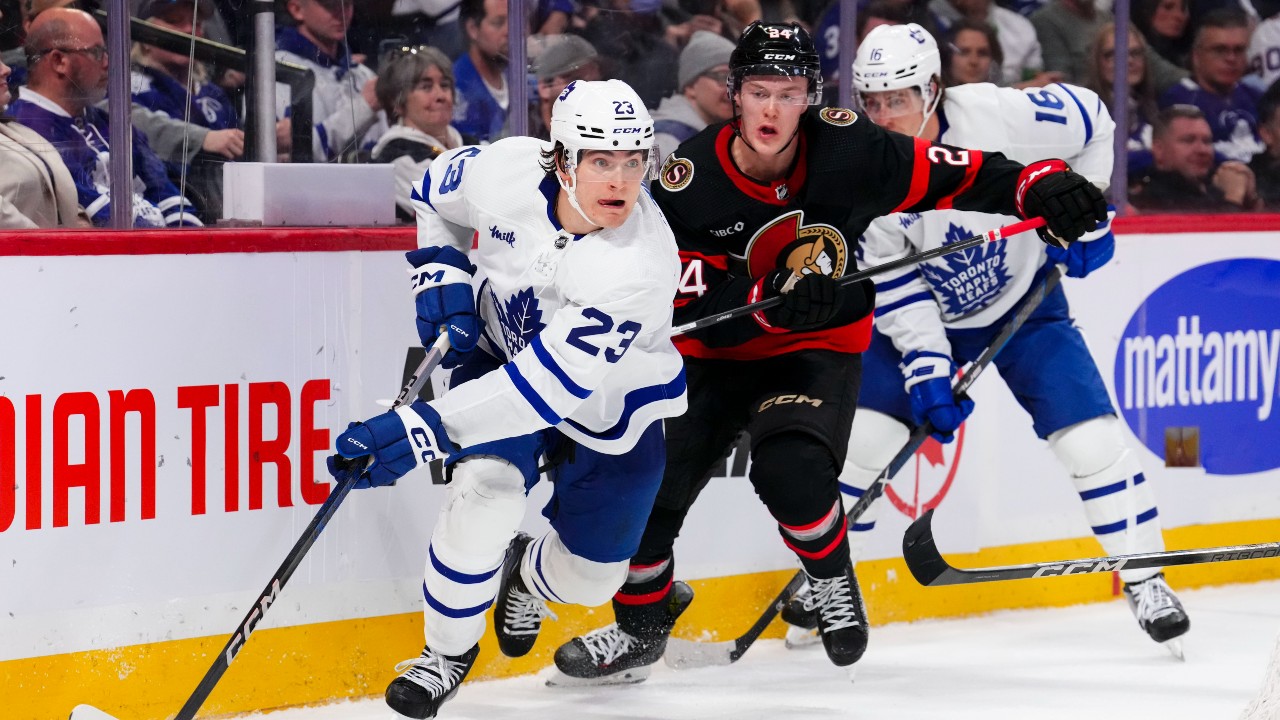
[242,580,1280,720]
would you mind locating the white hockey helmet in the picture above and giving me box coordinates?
[550,79,655,155]
[852,23,941,94]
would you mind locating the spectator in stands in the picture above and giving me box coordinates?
[651,29,733,158]
[8,8,201,226]
[1249,82,1280,205]
[1131,104,1261,211]
[0,55,85,227]
[276,0,386,162]
[1086,23,1159,175]
[941,19,1002,86]
[1160,9,1264,163]
[530,34,601,139]
[930,0,1048,87]
[1133,0,1190,69]
[1032,0,1187,93]
[582,0,679,109]
[2,0,81,88]
[452,0,507,142]
[370,45,464,220]
[132,0,242,220]
[377,0,465,60]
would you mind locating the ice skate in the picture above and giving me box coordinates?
[1123,572,1190,660]
[782,578,821,648]
[385,643,480,719]
[548,581,694,686]
[806,565,869,667]
[492,533,557,658]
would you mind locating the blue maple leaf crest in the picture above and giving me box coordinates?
[494,288,546,355]
[919,222,1012,317]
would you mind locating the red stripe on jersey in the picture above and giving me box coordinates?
[781,515,849,559]
[891,136,933,214]
[614,578,673,605]
[713,124,808,206]
[674,314,874,360]
[934,149,984,210]
[678,250,729,270]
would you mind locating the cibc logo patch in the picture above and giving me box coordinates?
[1113,259,1280,475]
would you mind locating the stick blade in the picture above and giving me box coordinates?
[70,706,123,720]
[902,509,951,586]
[663,637,738,669]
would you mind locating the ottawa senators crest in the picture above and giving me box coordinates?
[819,107,857,126]
[660,156,695,191]
[745,210,849,280]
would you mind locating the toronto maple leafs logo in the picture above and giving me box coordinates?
[919,223,1012,317]
[493,288,546,356]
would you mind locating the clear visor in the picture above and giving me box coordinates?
[856,87,926,123]
[736,67,821,105]
[571,150,656,183]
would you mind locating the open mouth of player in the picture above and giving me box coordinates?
[599,199,626,209]
[756,124,780,141]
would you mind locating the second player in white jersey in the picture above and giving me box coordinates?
[331,80,688,719]
[790,23,1190,656]
[861,79,1115,340]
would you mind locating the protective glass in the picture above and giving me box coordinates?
[856,88,926,123]
[735,67,821,105]
[572,150,655,183]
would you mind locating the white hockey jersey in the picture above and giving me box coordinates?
[861,82,1115,358]
[410,137,688,454]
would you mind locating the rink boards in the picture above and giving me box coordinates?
[2,218,1279,719]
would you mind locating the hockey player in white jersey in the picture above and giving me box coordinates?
[330,79,687,719]
[783,23,1190,653]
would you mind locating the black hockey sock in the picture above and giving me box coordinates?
[777,500,851,579]
[612,557,676,640]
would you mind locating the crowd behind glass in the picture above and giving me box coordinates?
[2,0,1277,229]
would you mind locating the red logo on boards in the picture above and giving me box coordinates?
[884,424,965,518]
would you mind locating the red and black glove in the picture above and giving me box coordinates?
[754,270,843,331]
[1015,159,1108,247]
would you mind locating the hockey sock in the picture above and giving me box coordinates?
[777,499,851,579]
[612,557,676,639]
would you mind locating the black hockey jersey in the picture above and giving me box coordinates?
[653,107,1029,361]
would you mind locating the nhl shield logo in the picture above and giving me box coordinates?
[819,107,857,126]
[660,156,695,192]
[745,210,849,280]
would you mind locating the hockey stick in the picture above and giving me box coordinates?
[903,508,1280,586]
[672,216,1045,335]
[71,334,451,720]
[664,266,1062,670]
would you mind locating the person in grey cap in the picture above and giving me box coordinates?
[531,34,602,139]
[650,30,735,160]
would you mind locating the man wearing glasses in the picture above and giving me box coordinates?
[651,30,736,162]
[7,7,202,226]
[1160,8,1265,163]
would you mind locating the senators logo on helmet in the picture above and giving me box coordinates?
[745,210,849,280]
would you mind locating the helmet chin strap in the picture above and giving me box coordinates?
[913,79,942,139]
[557,150,600,230]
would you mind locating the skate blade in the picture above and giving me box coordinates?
[1162,638,1186,661]
[784,625,821,649]
[545,666,651,688]
[70,707,121,720]
[846,665,858,684]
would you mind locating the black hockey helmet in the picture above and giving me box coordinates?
[728,21,823,104]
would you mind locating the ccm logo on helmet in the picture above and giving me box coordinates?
[613,127,642,133]
[763,53,797,60]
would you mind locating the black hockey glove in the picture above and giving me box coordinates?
[1015,159,1108,248]
[759,270,842,331]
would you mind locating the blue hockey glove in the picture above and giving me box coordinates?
[330,402,459,488]
[407,246,481,362]
[1015,159,1108,248]
[1045,207,1116,278]
[902,351,975,444]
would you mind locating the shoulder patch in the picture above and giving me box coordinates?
[819,107,858,127]
[660,156,695,192]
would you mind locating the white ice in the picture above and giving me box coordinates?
[244,579,1280,720]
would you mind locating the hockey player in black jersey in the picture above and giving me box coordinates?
[549,21,1107,684]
